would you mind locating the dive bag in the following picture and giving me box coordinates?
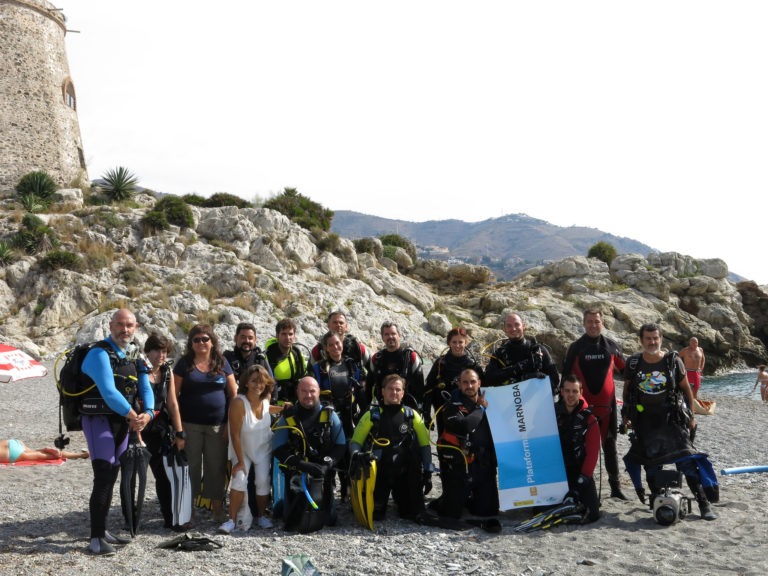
[55,342,109,432]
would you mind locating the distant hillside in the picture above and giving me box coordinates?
[332,211,654,280]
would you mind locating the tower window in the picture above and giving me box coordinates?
[62,79,77,110]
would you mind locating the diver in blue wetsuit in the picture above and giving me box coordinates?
[80,309,154,555]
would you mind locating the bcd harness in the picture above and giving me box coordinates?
[366,404,415,454]
[316,357,361,405]
[370,346,422,403]
[439,400,485,465]
[80,344,141,416]
[265,338,306,387]
[424,351,480,400]
[556,402,594,467]
[284,405,335,460]
[625,351,690,428]
[223,348,271,380]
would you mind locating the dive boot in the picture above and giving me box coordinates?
[697,498,717,521]
[609,478,629,500]
[688,475,717,520]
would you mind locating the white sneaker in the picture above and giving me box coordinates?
[257,515,273,529]
[217,519,235,535]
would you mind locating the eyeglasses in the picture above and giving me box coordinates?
[192,336,211,344]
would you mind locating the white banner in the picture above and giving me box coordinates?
[484,377,568,510]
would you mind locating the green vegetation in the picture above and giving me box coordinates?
[379,233,417,262]
[13,214,59,254]
[263,187,333,231]
[90,209,125,229]
[157,196,195,227]
[353,237,383,258]
[101,166,138,202]
[0,241,17,266]
[314,230,341,254]
[382,244,398,260]
[181,193,206,206]
[17,194,48,213]
[140,195,195,235]
[587,241,618,266]
[141,210,169,234]
[204,192,252,209]
[39,249,82,271]
[15,171,57,208]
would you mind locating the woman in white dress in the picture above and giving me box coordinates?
[218,365,280,533]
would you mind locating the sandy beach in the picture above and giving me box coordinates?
[1,362,767,576]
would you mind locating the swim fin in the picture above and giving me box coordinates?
[512,498,585,533]
[350,455,376,530]
[361,459,376,530]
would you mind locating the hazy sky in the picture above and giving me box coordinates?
[61,1,768,283]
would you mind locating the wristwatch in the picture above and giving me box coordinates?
[175,430,187,440]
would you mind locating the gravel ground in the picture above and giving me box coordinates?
[2,364,767,576]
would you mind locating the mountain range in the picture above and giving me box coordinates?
[331,211,654,280]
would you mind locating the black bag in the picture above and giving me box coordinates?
[55,342,104,431]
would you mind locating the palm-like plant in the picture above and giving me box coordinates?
[101,166,138,202]
[17,194,47,213]
[15,170,57,201]
[0,241,16,266]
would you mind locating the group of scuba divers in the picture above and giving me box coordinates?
[74,305,718,555]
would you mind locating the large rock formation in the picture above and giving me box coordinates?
[1,194,766,374]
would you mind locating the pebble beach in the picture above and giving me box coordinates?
[1,362,767,576]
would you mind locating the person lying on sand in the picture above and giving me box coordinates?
[0,438,89,464]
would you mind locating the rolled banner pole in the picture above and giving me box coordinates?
[720,465,768,475]
[301,473,320,510]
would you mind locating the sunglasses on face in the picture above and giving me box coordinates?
[192,336,211,344]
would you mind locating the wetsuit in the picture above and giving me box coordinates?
[272,403,346,532]
[367,346,425,413]
[223,348,273,383]
[555,397,601,522]
[561,333,626,482]
[311,334,369,380]
[81,338,153,541]
[312,356,364,498]
[140,361,175,528]
[623,353,717,514]
[265,339,308,404]
[434,389,498,518]
[350,404,433,520]
[484,336,559,394]
[424,352,484,432]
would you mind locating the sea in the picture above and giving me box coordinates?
[698,371,761,400]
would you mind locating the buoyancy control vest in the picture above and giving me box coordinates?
[367,404,415,451]
[555,399,593,469]
[284,404,336,461]
[79,342,141,416]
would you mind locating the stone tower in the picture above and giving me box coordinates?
[0,0,88,192]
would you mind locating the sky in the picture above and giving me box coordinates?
[60,1,768,283]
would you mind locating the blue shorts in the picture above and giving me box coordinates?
[8,438,24,464]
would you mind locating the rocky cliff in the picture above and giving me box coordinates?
[1,192,766,373]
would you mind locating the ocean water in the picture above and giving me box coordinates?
[700,371,761,399]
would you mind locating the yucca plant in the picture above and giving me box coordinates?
[101,166,138,202]
[17,193,48,213]
[0,241,16,266]
[15,170,57,201]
